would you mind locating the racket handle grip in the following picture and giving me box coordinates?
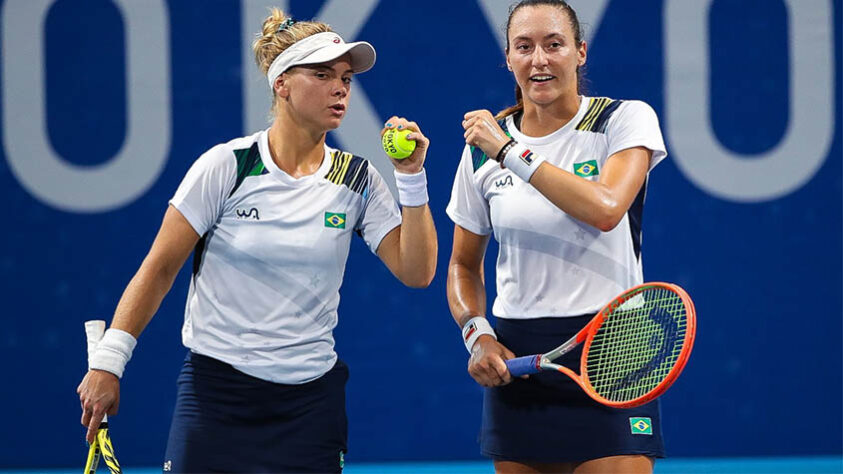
[506,355,542,377]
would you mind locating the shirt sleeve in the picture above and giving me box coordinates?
[169,144,236,236]
[446,146,492,235]
[606,100,668,171]
[355,163,402,254]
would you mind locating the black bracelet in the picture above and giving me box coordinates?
[494,138,516,163]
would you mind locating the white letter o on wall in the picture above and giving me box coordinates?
[665,0,834,203]
[1,0,171,213]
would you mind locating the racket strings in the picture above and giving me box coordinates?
[589,301,682,400]
[591,289,687,400]
[585,287,688,402]
[598,290,687,399]
[594,292,686,380]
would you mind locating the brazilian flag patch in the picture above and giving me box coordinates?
[630,417,653,435]
[324,212,346,229]
[574,160,599,177]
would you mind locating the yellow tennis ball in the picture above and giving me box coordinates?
[382,128,416,160]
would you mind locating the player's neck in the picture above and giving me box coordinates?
[520,93,581,137]
[268,114,326,179]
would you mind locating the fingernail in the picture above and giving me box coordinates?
[386,122,392,127]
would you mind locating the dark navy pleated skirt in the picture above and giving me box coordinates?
[163,351,348,473]
[481,316,666,463]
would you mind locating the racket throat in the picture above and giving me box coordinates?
[544,335,580,361]
[537,356,550,371]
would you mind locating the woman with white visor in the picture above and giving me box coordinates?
[76,8,437,473]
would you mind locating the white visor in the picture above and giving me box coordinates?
[266,32,376,87]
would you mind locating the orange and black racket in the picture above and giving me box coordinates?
[506,282,696,408]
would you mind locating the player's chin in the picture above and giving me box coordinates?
[324,117,343,130]
[324,110,346,128]
[526,88,563,105]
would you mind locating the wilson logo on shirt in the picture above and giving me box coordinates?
[495,175,514,189]
[324,212,346,229]
[574,160,599,177]
[235,207,260,220]
[629,417,653,435]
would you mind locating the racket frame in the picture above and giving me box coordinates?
[84,439,102,474]
[509,282,697,408]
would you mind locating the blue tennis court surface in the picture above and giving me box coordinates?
[3,457,840,473]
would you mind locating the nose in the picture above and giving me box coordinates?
[332,78,348,98]
[531,47,548,69]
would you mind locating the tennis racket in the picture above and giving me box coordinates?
[83,320,122,474]
[505,282,696,408]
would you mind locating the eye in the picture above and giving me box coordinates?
[342,77,353,85]
[549,41,562,49]
[315,72,329,79]
[515,43,531,52]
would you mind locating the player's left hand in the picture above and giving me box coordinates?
[381,117,429,174]
[462,110,509,160]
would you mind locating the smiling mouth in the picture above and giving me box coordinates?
[530,74,555,83]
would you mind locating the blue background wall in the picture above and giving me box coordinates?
[0,0,840,467]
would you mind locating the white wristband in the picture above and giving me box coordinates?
[503,142,547,183]
[462,316,497,353]
[394,169,429,207]
[89,328,137,379]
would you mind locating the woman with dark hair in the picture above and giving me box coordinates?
[447,1,667,472]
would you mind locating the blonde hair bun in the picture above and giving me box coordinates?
[252,8,332,76]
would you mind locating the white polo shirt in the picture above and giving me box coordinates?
[170,129,401,384]
[447,96,667,318]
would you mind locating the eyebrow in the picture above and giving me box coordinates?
[301,64,354,75]
[513,32,564,42]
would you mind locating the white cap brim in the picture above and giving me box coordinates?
[296,41,376,74]
[267,32,377,87]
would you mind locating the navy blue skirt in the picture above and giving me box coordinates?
[163,351,349,473]
[481,316,666,463]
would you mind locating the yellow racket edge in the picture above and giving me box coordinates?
[83,436,101,474]
[97,428,122,474]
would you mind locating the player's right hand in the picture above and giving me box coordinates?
[381,116,430,173]
[468,335,518,387]
[77,369,120,444]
